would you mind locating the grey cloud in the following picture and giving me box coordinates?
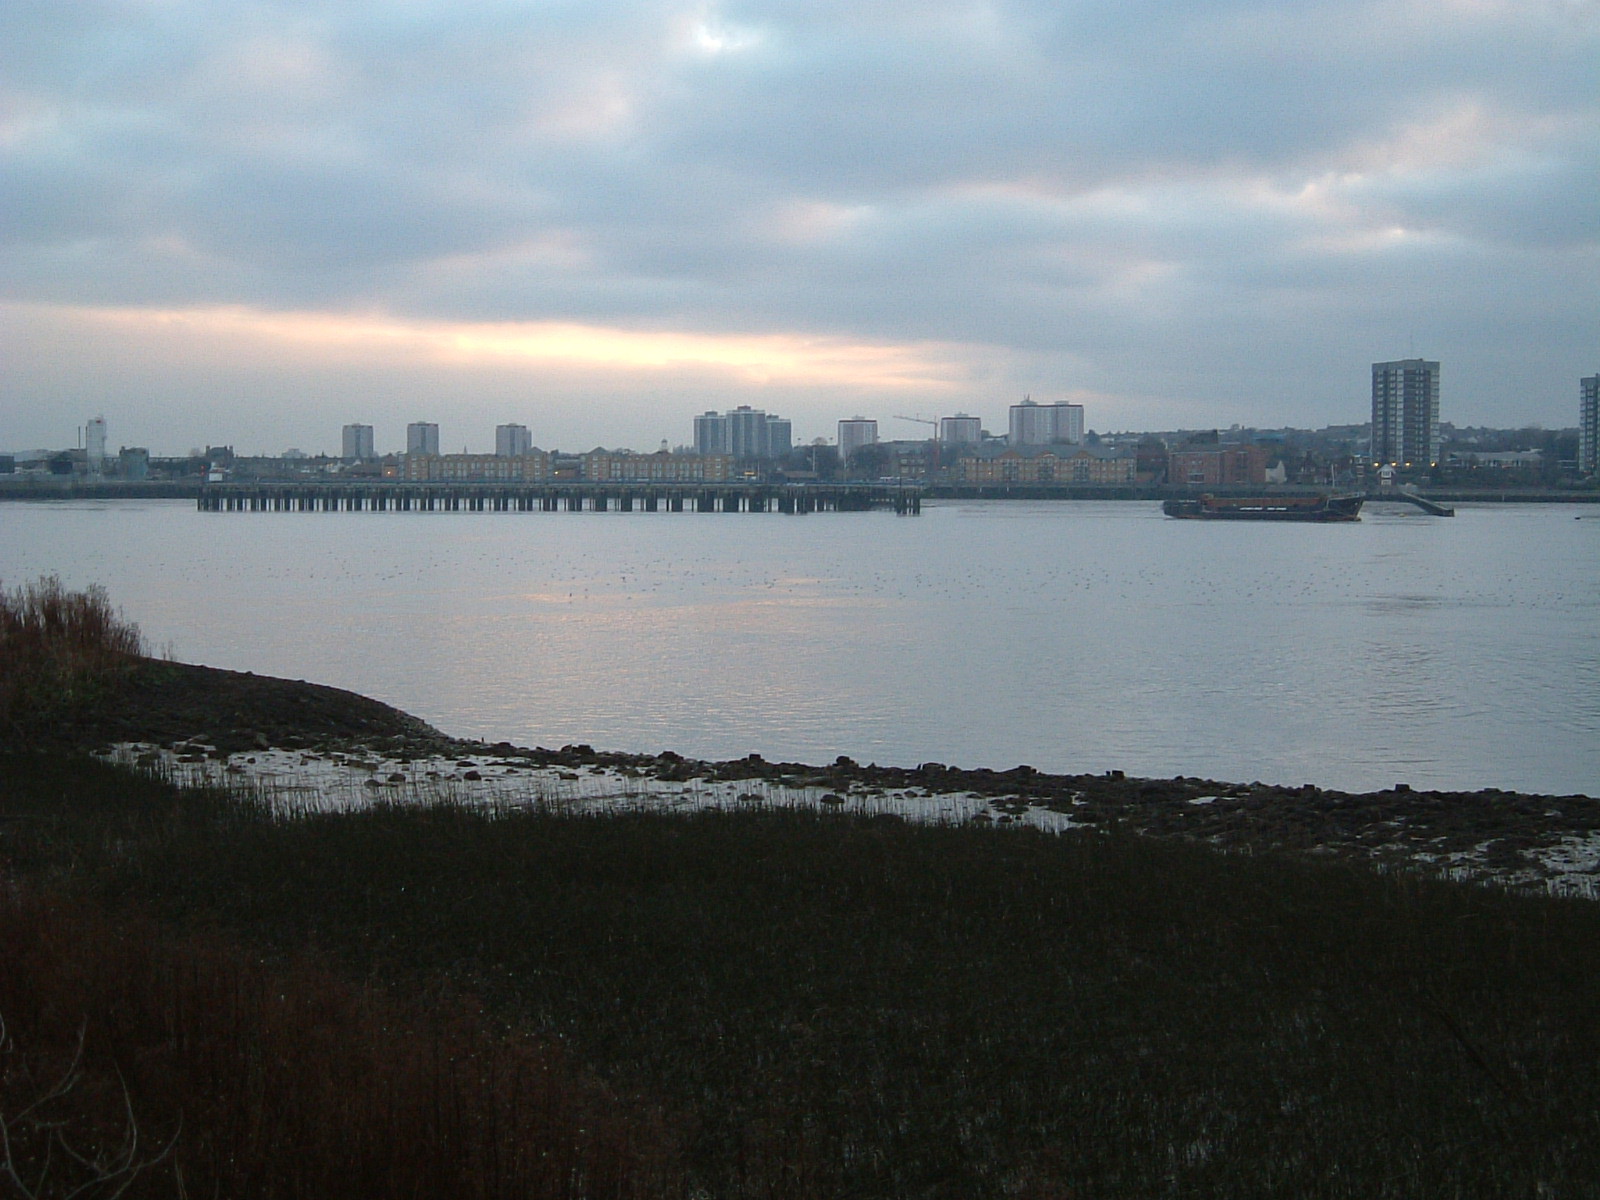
[1,0,1596,432]
[1342,144,1600,250]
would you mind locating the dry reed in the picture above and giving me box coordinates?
[0,883,683,1199]
[0,576,146,743]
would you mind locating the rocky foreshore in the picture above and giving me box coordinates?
[43,657,1600,898]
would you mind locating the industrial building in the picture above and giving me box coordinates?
[85,417,107,475]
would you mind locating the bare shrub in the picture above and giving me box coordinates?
[0,1014,176,1200]
[0,884,683,1199]
[0,577,146,741]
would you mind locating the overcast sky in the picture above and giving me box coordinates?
[3,0,1596,455]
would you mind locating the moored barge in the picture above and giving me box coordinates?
[1162,493,1364,522]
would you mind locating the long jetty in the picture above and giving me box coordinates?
[197,480,922,515]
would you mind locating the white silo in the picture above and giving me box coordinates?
[86,417,107,474]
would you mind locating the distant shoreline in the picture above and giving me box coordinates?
[3,478,1596,504]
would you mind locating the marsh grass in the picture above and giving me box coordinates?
[5,755,1600,1197]
[0,577,146,744]
[0,885,683,1199]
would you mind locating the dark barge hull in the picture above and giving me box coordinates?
[1163,494,1364,522]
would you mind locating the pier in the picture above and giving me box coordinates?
[1362,490,1455,516]
[197,481,922,515]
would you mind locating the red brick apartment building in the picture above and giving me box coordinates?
[1166,444,1269,486]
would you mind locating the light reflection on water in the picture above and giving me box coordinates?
[3,498,1596,796]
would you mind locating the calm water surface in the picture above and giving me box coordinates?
[4,498,1596,795]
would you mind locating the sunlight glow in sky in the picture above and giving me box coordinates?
[34,302,966,386]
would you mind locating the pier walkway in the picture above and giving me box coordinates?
[198,481,922,515]
[1362,490,1455,516]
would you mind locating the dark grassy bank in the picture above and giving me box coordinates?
[0,574,450,757]
[0,886,682,1199]
[5,756,1600,1198]
[0,759,682,1200]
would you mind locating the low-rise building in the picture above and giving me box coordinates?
[1135,438,1169,483]
[1167,444,1269,487]
[400,452,552,482]
[582,450,733,482]
[956,444,1134,485]
[118,448,150,480]
[1445,450,1544,470]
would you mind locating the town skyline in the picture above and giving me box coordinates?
[5,382,1591,464]
[9,401,1584,464]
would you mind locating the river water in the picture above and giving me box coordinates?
[3,498,1596,796]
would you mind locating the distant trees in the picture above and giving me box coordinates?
[845,443,890,479]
